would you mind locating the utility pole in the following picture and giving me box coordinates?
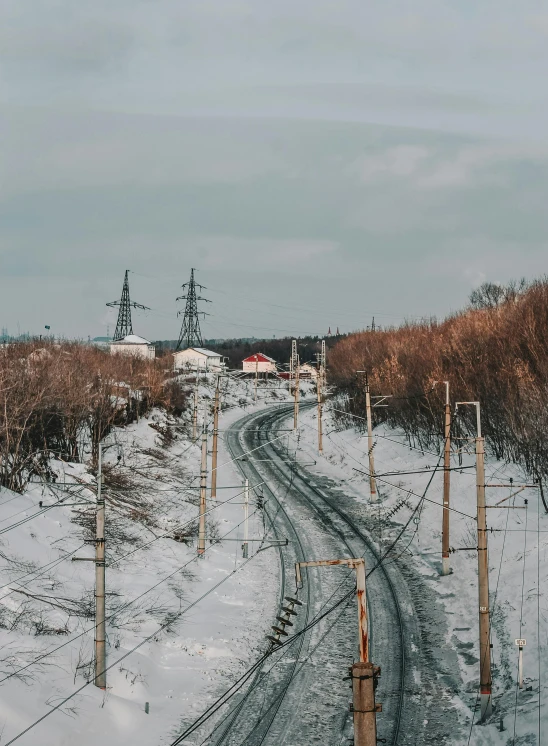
[317,365,323,454]
[295,558,380,746]
[456,401,492,721]
[198,421,208,556]
[95,444,106,689]
[442,381,451,576]
[289,346,294,397]
[255,356,258,403]
[357,372,377,502]
[242,479,249,558]
[211,375,220,499]
[316,340,326,454]
[291,340,300,430]
[192,376,199,442]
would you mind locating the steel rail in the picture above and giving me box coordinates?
[210,407,314,746]
[254,403,406,746]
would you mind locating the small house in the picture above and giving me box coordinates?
[242,353,277,374]
[299,362,318,380]
[110,335,156,360]
[173,347,223,373]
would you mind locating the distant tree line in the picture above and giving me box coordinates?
[154,335,346,369]
[328,278,548,484]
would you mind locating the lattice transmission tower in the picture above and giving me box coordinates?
[106,270,150,341]
[176,268,211,350]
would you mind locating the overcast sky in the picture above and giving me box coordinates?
[1,1,548,341]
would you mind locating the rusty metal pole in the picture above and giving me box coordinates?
[352,559,378,746]
[211,376,220,499]
[355,559,368,662]
[476,433,492,720]
[295,558,379,746]
[198,423,208,555]
[94,444,106,689]
[442,381,451,576]
[365,378,377,502]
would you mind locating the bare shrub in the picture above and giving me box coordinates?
[329,277,548,483]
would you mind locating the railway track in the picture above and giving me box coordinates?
[210,402,430,746]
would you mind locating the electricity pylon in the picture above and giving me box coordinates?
[106,270,149,341]
[176,268,211,351]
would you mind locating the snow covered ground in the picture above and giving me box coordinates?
[290,400,547,745]
[1,371,542,746]
[0,373,296,746]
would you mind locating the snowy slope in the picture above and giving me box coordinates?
[0,374,296,746]
[290,401,546,745]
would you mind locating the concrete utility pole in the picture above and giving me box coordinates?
[295,558,380,746]
[211,376,220,499]
[95,444,106,689]
[255,356,259,403]
[442,381,451,576]
[316,340,326,454]
[357,372,377,502]
[198,421,208,555]
[317,362,323,454]
[456,401,492,721]
[242,478,249,558]
[291,340,300,430]
[192,376,199,442]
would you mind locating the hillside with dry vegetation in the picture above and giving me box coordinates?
[0,341,186,492]
[328,279,548,487]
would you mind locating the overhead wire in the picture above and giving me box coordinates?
[0,508,260,688]
[3,520,265,746]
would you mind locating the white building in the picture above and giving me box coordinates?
[299,362,318,380]
[173,347,223,373]
[242,353,277,374]
[110,335,156,360]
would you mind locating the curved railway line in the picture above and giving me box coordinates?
[210,401,455,746]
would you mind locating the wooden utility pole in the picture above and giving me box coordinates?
[211,376,220,499]
[95,444,106,689]
[198,422,208,555]
[242,478,249,558]
[295,558,380,746]
[442,381,451,576]
[456,401,492,721]
[192,376,199,442]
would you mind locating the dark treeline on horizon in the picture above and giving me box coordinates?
[154,335,346,368]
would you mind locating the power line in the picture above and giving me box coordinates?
[0,509,260,688]
[3,521,264,746]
